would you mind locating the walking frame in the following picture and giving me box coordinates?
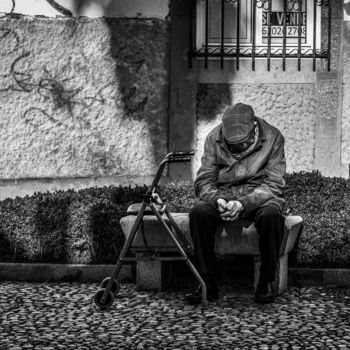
[94,150,209,309]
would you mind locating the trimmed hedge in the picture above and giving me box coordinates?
[0,171,349,267]
[284,172,350,267]
[0,186,147,264]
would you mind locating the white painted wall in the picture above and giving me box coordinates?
[0,0,170,18]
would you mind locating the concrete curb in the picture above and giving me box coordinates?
[0,263,134,283]
[288,267,350,287]
[0,263,349,287]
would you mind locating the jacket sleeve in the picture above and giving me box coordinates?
[194,135,229,207]
[237,133,286,215]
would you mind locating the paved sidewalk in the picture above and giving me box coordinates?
[0,281,349,349]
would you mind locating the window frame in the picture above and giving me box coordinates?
[190,0,330,71]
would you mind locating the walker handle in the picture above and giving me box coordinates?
[146,150,194,194]
[168,156,192,163]
[166,150,194,158]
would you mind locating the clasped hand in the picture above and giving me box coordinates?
[217,198,243,221]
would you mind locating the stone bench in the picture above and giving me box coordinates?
[120,213,303,294]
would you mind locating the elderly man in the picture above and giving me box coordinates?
[186,103,286,305]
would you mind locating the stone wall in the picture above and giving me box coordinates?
[0,14,168,197]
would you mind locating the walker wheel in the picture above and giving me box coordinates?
[100,277,120,295]
[94,288,115,309]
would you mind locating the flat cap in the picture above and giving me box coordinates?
[222,103,255,144]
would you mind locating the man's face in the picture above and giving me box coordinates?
[226,126,256,154]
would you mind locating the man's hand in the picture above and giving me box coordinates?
[219,200,243,221]
[217,198,228,213]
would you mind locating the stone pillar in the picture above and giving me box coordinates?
[136,253,163,290]
[342,1,350,178]
[314,73,343,176]
[314,1,344,177]
[169,0,198,182]
[254,255,288,295]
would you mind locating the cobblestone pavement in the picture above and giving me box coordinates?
[0,281,350,350]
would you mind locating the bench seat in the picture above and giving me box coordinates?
[120,213,303,294]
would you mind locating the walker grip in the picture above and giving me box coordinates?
[168,156,191,163]
[169,150,194,157]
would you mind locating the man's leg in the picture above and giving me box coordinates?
[189,200,223,280]
[253,204,285,303]
[186,200,223,304]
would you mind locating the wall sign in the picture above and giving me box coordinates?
[262,11,307,39]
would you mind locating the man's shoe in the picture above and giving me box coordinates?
[254,279,275,304]
[185,283,219,305]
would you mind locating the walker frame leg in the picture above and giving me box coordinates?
[99,200,148,305]
[149,203,208,307]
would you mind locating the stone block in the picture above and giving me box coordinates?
[136,253,163,290]
[254,255,288,295]
[0,263,133,282]
[120,213,192,250]
[324,269,350,287]
[288,268,325,287]
[283,216,304,254]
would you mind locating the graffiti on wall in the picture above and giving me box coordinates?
[2,61,118,173]
[0,38,110,128]
[1,0,150,120]
[0,48,149,128]
[0,0,169,19]
[0,0,14,15]
[0,3,166,178]
[115,51,149,116]
[0,3,150,118]
[0,0,73,17]
[0,21,124,175]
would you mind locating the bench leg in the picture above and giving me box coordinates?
[136,253,162,291]
[254,254,288,295]
[275,254,288,294]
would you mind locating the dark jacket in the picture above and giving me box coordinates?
[194,117,286,216]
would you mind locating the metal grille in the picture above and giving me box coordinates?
[188,0,331,71]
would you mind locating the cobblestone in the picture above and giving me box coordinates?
[0,281,349,349]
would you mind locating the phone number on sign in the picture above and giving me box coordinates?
[262,26,306,38]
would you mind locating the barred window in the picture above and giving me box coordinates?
[190,0,331,71]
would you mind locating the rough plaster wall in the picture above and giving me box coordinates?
[0,16,168,178]
[195,84,317,175]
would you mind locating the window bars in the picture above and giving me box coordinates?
[188,0,331,71]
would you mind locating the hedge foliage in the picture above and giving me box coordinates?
[0,171,350,267]
[0,186,147,264]
[284,172,350,268]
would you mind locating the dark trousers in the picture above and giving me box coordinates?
[189,201,285,283]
